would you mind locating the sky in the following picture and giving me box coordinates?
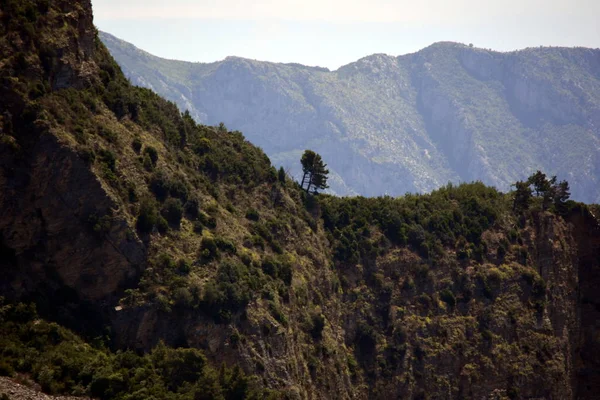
[92,0,600,70]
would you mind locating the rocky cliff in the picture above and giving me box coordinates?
[0,1,599,399]
[0,0,145,331]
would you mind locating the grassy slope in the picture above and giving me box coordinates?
[0,1,597,399]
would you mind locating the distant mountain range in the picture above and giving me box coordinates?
[100,32,600,202]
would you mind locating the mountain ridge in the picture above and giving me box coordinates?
[101,31,600,202]
[99,32,600,70]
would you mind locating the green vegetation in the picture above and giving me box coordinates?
[0,299,275,399]
[101,32,600,203]
[1,0,597,398]
[513,170,571,212]
[321,182,501,264]
[300,150,329,194]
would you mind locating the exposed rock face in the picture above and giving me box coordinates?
[0,0,145,317]
[567,208,600,398]
[101,34,600,202]
[0,134,144,302]
[106,206,600,400]
[47,0,100,90]
[1,1,599,399]
[0,376,90,400]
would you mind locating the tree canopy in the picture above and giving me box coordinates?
[512,170,570,212]
[300,150,329,194]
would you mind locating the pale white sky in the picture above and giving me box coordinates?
[92,0,600,69]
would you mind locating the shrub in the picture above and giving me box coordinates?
[127,186,138,203]
[198,212,217,229]
[142,153,154,171]
[309,311,325,340]
[215,236,237,255]
[193,221,203,234]
[192,138,211,155]
[279,261,293,286]
[136,198,159,233]
[162,198,183,226]
[156,216,169,233]
[184,196,200,218]
[245,208,260,221]
[439,288,456,308]
[201,261,254,322]
[0,360,14,376]
[132,137,142,153]
[143,146,158,166]
[169,181,188,203]
[173,288,193,307]
[88,213,111,236]
[269,302,288,326]
[261,256,278,278]
[97,126,117,142]
[260,256,292,285]
[408,225,426,247]
[199,237,219,261]
[177,259,191,275]
[98,149,116,172]
[150,170,171,201]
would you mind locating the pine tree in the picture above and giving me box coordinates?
[300,150,329,194]
[278,166,286,184]
[553,180,571,210]
[513,180,532,212]
[528,170,550,197]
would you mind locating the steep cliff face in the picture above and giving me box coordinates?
[315,194,597,399]
[0,0,145,319]
[0,133,145,302]
[1,1,599,399]
[567,207,600,399]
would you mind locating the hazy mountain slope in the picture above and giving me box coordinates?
[2,1,600,399]
[101,32,600,201]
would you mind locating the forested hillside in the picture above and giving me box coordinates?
[102,32,600,203]
[0,1,599,399]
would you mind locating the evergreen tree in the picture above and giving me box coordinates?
[300,150,329,194]
[524,171,570,211]
[528,170,550,197]
[513,180,532,212]
[278,166,286,184]
[553,180,571,210]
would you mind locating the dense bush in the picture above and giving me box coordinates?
[199,237,219,261]
[0,298,271,399]
[136,198,159,233]
[308,311,325,340]
[162,198,183,226]
[245,208,260,221]
[150,170,171,201]
[184,196,200,218]
[143,145,159,166]
[201,261,259,322]
[131,137,142,153]
[320,182,502,266]
[98,149,116,172]
[261,256,293,286]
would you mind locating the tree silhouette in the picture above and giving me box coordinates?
[513,180,532,212]
[300,150,329,194]
[515,171,571,212]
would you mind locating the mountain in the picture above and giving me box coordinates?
[1,1,600,399]
[100,32,600,202]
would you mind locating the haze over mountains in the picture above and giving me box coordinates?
[102,32,600,201]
